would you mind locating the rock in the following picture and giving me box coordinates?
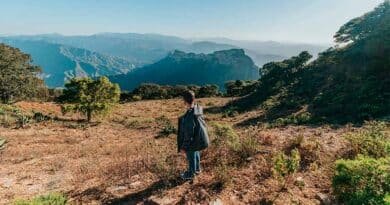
[295,176,305,188]
[147,196,175,205]
[210,198,223,205]
[198,188,210,200]
[106,185,127,194]
[129,181,141,188]
[316,193,332,205]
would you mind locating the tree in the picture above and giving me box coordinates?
[0,43,47,103]
[334,1,389,44]
[198,84,219,98]
[60,77,120,122]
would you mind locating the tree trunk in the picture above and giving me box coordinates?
[87,110,92,122]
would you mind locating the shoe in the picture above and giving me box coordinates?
[180,171,194,180]
[195,170,201,175]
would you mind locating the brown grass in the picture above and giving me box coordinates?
[0,98,365,204]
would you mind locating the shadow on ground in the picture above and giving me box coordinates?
[104,177,186,205]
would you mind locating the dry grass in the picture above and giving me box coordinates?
[0,98,370,204]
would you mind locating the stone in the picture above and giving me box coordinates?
[147,196,175,205]
[209,198,223,205]
[316,193,332,205]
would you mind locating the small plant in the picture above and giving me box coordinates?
[333,156,390,205]
[272,148,301,178]
[0,137,6,150]
[222,106,239,118]
[214,163,233,189]
[211,123,240,150]
[235,134,260,160]
[16,114,31,128]
[13,193,67,205]
[156,116,177,137]
[345,121,389,159]
[121,117,154,129]
[149,154,178,186]
[33,111,51,122]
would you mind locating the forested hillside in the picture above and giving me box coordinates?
[232,1,390,123]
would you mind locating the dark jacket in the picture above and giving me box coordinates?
[177,104,207,152]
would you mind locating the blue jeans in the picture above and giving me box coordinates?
[186,151,200,176]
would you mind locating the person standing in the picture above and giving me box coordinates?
[177,90,209,180]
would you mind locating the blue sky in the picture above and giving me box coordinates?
[0,0,383,44]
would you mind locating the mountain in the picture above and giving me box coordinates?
[2,33,326,67]
[109,49,259,91]
[202,38,328,57]
[0,39,135,87]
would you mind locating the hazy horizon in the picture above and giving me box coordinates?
[0,0,384,44]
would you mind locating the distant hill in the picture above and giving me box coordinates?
[109,49,259,91]
[0,39,135,87]
[1,33,326,67]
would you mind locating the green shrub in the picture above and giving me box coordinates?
[222,106,239,118]
[235,134,260,160]
[345,121,390,159]
[156,116,177,137]
[121,117,154,129]
[33,111,52,122]
[16,114,31,128]
[148,152,178,186]
[211,123,240,150]
[272,148,301,178]
[13,193,67,205]
[214,163,233,188]
[0,137,6,150]
[333,156,390,205]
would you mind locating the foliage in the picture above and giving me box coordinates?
[214,163,233,188]
[334,1,389,43]
[232,2,390,124]
[121,83,221,101]
[13,193,67,205]
[211,123,240,151]
[109,49,259,91]
[333,156,390,205]
[345,121,390,159]
[236,134,260,160]
[211,123,259,164]
[16,114,31,128]
[59,77,120,122]
[0,137,6,150]
[225,80,258,97]
[0,43,47,103]
[222,106,239,118]
[272,149,301,178]
[156,116,177,137]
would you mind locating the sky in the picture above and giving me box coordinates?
[0,0,384,44]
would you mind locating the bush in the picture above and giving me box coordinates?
[272,148,301,178]
[345,121,390,159]
[33,112,52,122]
[13,193,67,205]
[211,123,240,150]
[235,134,260,160]
[60,77,120,122]
[150,155,178,186]
[214,163,233,188]
[333,156,390,205]
[222,106,239,118]
[16,114,31,128]
[156,116,177,137]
